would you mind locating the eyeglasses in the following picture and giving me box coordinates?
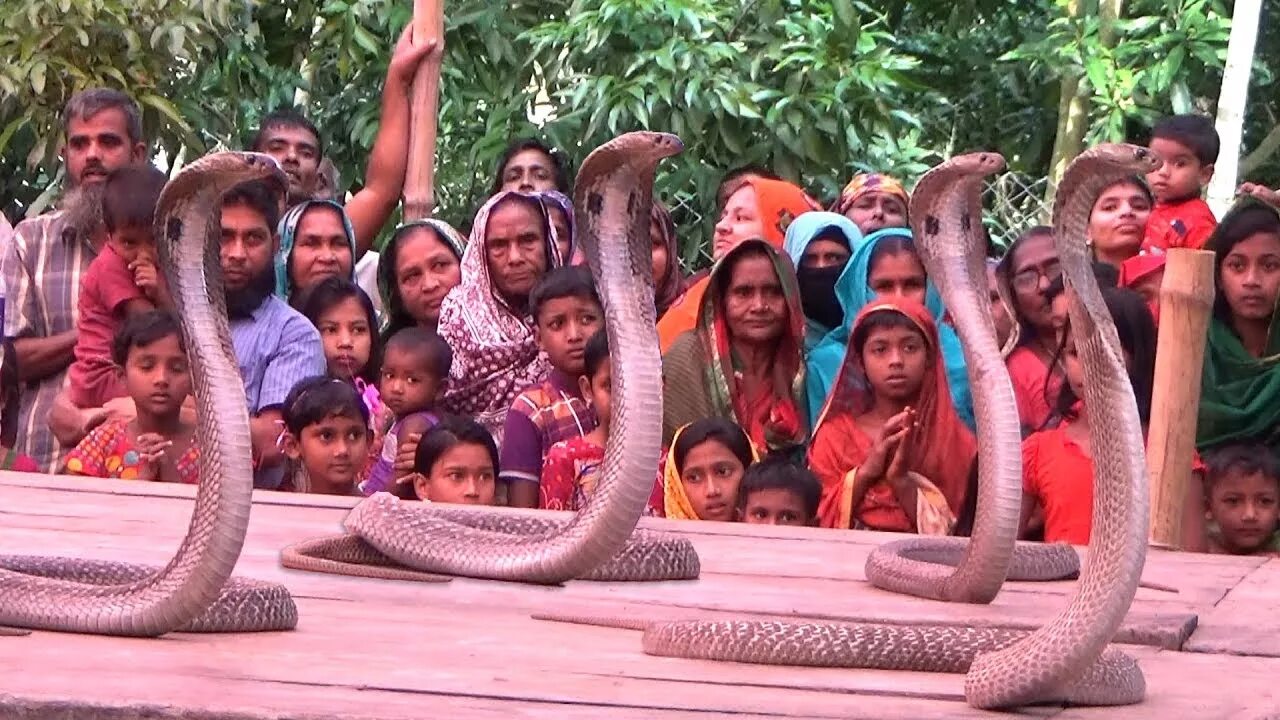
[1011,261,1062,292]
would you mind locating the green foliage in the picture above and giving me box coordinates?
[1,0,1273,264]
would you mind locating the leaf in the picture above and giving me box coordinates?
[140,93,188,128]
[29,60,46,94]
[351,23,380,56]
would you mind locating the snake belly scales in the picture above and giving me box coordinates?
[538,144,1158,710]
[279,131,701,585]
[0,152,297,636]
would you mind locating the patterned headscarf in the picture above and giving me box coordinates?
[831,173,910,217]
[652,200,687,316]
[436,191,560,444]
[538,190,577,264]
[275,200,356,300]
[698,239,809,451]
[376,219,467,338]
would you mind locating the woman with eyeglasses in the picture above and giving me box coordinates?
[998,226,1067,434]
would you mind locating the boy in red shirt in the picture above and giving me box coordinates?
[1144,114,1220,251]
[68,164,173,408]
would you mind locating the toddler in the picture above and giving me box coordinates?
[1144,114,1220,252]
[362,327,451,495]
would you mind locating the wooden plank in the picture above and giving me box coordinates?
[0,473,1272,717]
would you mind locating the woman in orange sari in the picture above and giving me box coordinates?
[808,299,975,532]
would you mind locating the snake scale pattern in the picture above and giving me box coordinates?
[281,131,701,585]
[540,144,1157,710]
[0,152,297,636]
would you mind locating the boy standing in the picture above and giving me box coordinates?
[1144,114,1220,252]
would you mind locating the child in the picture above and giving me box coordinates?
[1144,114,1220,252]
[1021,286,1174,544]
[500,267,602,508]
[661,418,757,522]
[540,329,664,514]
[295,277,388,483]
[64,311,197,483]
[808,300,973,532]
[361,327,451,496]
[736,455,821,526]
[1202,444,1280,556]
[281,376,371,495]
[69,164,173,408]
[399,416,498,506]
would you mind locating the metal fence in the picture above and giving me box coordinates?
[662,171,1052,272]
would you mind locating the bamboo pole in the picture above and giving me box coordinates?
[1146,249,1216,549]
[1207,0,1262,218]
[403,0,445,222]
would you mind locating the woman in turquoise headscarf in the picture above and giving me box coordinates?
[275,200,358,305]
[806,228,973,429]
[782,212,864,352]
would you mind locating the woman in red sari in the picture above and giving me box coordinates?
[808,299,975,532]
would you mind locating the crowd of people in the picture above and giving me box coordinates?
[3,34,1278,560]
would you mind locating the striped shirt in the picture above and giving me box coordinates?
[1,212,96,473]
[230,294,326,489]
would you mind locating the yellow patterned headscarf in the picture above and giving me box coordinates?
[831,173,910,216]
[662,422,762,520]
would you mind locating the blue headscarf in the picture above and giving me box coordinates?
[275,200,357,300]
[805,228,974,429]
[782,212,864,352]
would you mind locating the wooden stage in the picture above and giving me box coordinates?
[0,472,1277,719]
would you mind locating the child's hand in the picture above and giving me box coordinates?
[885,408,918,484]
[859,409,912,483]
[1238,182,1280,206]
[394,432,423,477]
[131,257,161,296]
[135,432,173,480]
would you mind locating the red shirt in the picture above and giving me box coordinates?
[1142,198,1217,252]
[1023,422,1205,545]
[69,245,145,407]
[1007,347,1062,433]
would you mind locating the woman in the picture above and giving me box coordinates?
[1089,177,1153,269]
[809,300,974,532]
[657,177,818,350]
[998,226,1066,433]
[782,212,863,351]
[651,200,687,319]
[437,191,559,443]
[276,200,357,305]
[806,228,973,430]
[490,138,571,196]
[539,190,577,265]
[830,173,910,235]
[1198,200,1280,454]
[377,219,467,337]
[661,240,809,455]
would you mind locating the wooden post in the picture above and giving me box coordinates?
[1147,249,1216,549]
[403,0,445,222]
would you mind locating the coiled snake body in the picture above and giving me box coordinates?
[281,131,700,584]
[543,145,1157,710]
[0,152,297,636]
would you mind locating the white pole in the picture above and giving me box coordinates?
[1206,0,1262,218]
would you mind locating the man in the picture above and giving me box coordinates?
[249,26,438,260]
[217,181,327,488]
[2,89,148,472]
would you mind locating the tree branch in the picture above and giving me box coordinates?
[1240,121,1280,176]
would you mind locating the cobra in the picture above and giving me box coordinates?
[540,145,1157,710]
[280,131,700,585]
[0,152,297,636]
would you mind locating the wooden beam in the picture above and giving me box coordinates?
[1146,249,1216,550]
[403,0,445,222]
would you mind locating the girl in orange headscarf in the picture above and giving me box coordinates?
[657,177,818,351]
[808,300,975,532]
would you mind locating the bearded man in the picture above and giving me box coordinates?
[1,89,147,472]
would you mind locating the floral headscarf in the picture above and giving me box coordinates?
[275,200,356,300]
[376,218,467,338]
[652,200,687,317]
[436,191,560,444]
[831,173,910,217]
[539,190,576,264]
